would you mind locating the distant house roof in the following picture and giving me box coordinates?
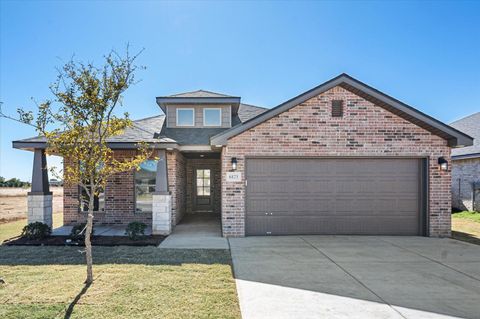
[12,103,268,150]
[211,73,474,147]
[450,112,480,159]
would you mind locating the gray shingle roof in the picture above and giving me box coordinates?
[158,127,227,145]
[450,112,480,158]
[238,103,269,123]
[107,115,169,142]
[13,115,171,145]
[168,90,235,98]
[14,135,48,143]
[13,103,268,147]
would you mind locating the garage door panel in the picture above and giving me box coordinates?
[246,158,422,236]
[248,216,420,236]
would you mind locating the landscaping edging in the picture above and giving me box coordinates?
[3,235,166,246]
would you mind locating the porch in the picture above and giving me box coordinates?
[21,148,225,239]
[158,213,228,249]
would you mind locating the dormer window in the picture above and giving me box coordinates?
[203,108,222,126]
[176,108,195,126]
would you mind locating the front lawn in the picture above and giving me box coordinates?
[452,211,480,245]
[0,246,240,319]
[0,218,240,319]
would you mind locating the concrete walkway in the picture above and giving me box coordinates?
[229,236,480,319]
[158,214,228,249]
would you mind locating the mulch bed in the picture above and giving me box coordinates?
[3,235,166,246]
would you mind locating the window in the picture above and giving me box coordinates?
[176,108,195,126]
[135,160,157,213]
[203,108,222,126]
[79,186,105,212]
[332,100,344,117]
[196,169,211,196]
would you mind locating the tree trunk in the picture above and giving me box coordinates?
[84,193,95,284]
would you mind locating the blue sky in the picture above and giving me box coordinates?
[1,0,479,181]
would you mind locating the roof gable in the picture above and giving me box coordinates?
[210,74,473,147]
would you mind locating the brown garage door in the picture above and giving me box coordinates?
[246,158,424,236]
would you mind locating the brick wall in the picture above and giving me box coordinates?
[185,158,221,214]
[167,150,186,225]
[64,150,186,228]
[452,158,480,211]
[221,86,451,237]
[64,150,151,226]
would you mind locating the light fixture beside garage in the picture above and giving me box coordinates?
[231,157,238,171]
[438,157,448,171]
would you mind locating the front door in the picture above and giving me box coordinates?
[194,168,214,212]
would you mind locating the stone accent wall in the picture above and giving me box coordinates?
[452,158,480,211]
[185,158,221,214]
[167,150,186,225]
[221,86,451,237]
[27,194,53,228]
[152,194,172,234]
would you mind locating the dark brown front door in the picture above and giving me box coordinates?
[194,168,213,212]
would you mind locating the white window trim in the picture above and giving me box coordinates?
[176,108,195,127]
[203,108,222,127]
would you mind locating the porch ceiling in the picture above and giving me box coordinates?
[182,152,221,159]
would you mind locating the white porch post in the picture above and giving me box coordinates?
[27,149,53,228]
[152,150,172,235]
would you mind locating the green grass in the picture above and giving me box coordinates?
[0,213,63,243]
[452,211,480,245]
[0,219,240,319]
[452,210,480,223]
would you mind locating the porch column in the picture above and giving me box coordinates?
[27,149,53,228]
[152,149,172,235]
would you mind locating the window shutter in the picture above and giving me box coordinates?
[332,100,344,117]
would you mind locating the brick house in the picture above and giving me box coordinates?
[14,74,473,237]
[450,112,480,212]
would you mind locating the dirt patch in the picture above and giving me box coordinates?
[0,187,63,197]
[452,218,480,245]
[3,235,165,246]
[0,187,63,223]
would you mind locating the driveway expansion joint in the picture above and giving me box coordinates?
[378,237,480,282]
[299,236,409,319]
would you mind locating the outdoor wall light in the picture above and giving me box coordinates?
[231,157,238,171]
[438,157,448,171]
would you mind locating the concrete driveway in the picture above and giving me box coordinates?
[229,236,480,319]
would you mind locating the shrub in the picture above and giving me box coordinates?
[70,223,94,240]
[125,221,147,240]
[21,222,51,239]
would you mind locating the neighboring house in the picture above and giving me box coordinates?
[450,112,480,212]
[49,179,63,187]
[13,74,473,237]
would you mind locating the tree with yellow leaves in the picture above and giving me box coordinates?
[1,47,151,284]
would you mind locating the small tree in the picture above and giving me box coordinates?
[1,47,151,284]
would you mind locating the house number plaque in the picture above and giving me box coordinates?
[226,172,242,182]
